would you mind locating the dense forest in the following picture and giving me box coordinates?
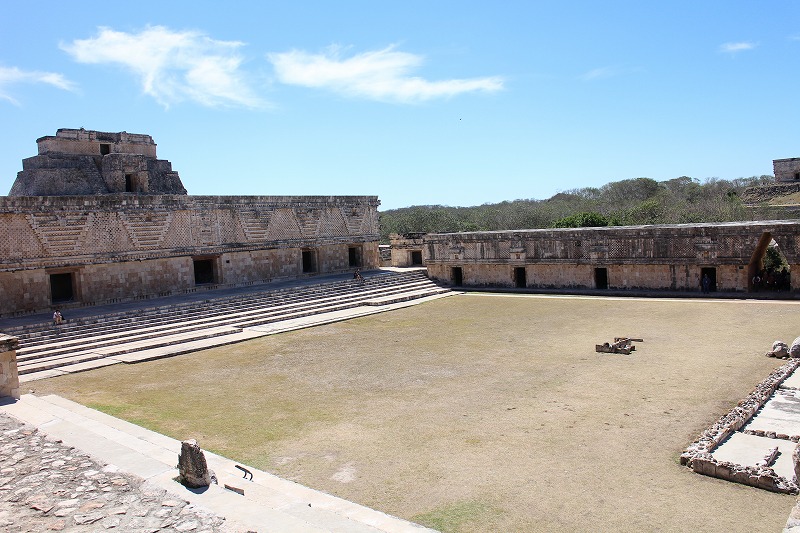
[378,175,793,242]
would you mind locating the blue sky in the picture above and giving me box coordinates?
[1,1,798,210]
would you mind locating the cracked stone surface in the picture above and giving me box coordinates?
[0,413,230,532]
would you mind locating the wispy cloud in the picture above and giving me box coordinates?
[579,67,617,81]
[0,66,76,105]
[268,44,503,103]
[719,41,757,54]
[61,26,264,109]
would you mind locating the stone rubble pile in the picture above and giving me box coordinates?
[681,358,800,494]
[595,337,642,355]
[0,413,230,532]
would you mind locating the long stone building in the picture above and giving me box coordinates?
[423,221,800,293]
[0,130,379,316]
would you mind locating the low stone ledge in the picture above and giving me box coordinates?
[681,359,800,494]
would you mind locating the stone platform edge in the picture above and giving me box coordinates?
[681,359,800,493]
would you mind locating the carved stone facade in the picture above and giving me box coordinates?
[774,158,800,183]
[9,129,187,196]
[424,221,800,293]
[0,194,379,316]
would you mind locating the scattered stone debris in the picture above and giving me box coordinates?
[0,413,228,532]
[767,340,790,358]
[681,359,800,494]
[595,337,642,355]
[177,439,216,488]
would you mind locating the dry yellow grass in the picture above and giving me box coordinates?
[32,293,800,532]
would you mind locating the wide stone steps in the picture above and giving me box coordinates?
[17,279,437,362]
[17,326,242,375]
[11,271,450,378]
[14,274,431,350]
[10,271,430,342]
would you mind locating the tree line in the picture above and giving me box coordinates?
[379,175,791,242]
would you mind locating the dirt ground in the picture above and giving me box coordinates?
[31,293,800,532]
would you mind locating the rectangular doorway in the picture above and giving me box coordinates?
[348,246,362,268]
[302,249,317,273]
[411,250,423,266]
[514,267,527,288]
[594,267,608,289]
[50,273,74,303]
[701,267,717,292]
[193,259,215,285]
[451,267,463,287]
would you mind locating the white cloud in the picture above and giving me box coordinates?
[268,44,503,103]
[719,41,757,53]
[0,66,76,105]
[61,26,263,109]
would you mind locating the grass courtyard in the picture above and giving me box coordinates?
[32,293,800,532]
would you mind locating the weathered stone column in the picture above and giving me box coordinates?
[0,334,20,400]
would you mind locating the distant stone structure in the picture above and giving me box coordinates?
[423,221,800,293]
[389,233,426,267]
[9,128,186,196]
[774,158,800,183]
[0,130,379,316]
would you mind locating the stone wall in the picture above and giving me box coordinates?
[424,221,800,293]
[774,158,800,183]
[0,195,380,316]
[0,335,20,400]
[389,233,426,267]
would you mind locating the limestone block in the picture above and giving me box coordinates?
[769,341,789,358]
[177,439,214,488]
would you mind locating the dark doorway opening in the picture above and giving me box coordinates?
[50,273,74,303]
[100,143,110,155]
[302,249,317,273]
[452,267,463,287]
[411,250,423,266]
[514,267,526,288]
[701,267,717,293]
[193,259,215,285]
[594,268,608,289]
[125,174,134,192]
[348,246,361,268]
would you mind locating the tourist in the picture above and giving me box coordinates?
[354,269,363,281]
[701,274,711,294]
[53,309,63,326]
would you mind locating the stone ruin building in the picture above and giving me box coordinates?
[422,222,800,293]
[0,129,379,316]
[774,158,800,183]
[389,233,426,267]
[9,128,187,196]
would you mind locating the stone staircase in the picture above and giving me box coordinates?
[6,270,450,381]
